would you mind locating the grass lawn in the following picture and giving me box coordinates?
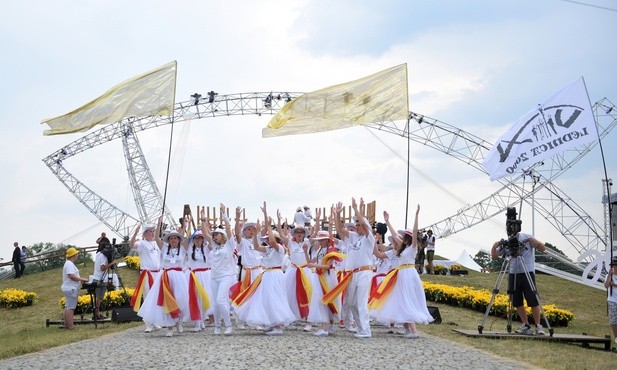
[1,263,615,369]
[420,272,615,369]
[0,263,142,359]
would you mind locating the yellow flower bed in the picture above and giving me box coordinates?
[60,287,135,314]
[422,281,574,326]
[124,256,140,270]
[0,288,39,309]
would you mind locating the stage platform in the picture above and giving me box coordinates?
[46,317,111,327]
[453,329,612,351]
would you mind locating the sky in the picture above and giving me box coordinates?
[1,0,616,265]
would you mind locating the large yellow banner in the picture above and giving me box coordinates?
[41,61,177,135]
[262,64,408,138]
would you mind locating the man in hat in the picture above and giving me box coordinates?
[294,207,307,227]
[129,217,162,332]
[604,256,617,348]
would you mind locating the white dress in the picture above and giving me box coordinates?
[235,244,296,327]
[185,243,213,318]
[138,245,190,326]
[284,239,311,320]
[373,246,434,325]
[306,248,340,324]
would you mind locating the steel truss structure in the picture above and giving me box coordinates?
[367,98,616,261]
[43,92,300,238]
[43,92,615,264]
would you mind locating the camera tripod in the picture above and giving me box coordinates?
[478,253,554,337]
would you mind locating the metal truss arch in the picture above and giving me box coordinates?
[43,92,301,238]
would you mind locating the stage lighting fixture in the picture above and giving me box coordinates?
[190,93,201,105]
[207,91,218,103]
[264,93,273,109]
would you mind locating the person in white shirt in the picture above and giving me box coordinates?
[61,247,88,329]
[294,206,307,227]
[303,205,313,227]
[233,207,264,330]
[233,202,296,335]
[425,230,436,274]
[129,218,162,333]
[202,204,236,335]
[92,243,117,320]
[334,198,375,338]
[604,256,617,347]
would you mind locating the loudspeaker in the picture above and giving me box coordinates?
[427,306,442,324]
[111,307,141,323]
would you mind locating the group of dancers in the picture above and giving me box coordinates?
[129,198,434,338]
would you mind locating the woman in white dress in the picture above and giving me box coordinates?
[138,228,190,337]
[283,222,312,327]
[306,223,344,337]
[185,228,213,331]
[233,202,296,335]
[368,205,434,338]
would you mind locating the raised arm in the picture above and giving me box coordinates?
[155,214,164,248]
[383,210,402,248]
[260,202,278,251]
[352,197,366,227]
[412,205,420,247]
[252,219,267,253]
[129,223,141,249]
[220,203,233,241]
[275,209,289,245]
[373,233,387,259]
[333,202,349,239]
[179,215,189,250]
[234,206,243,244]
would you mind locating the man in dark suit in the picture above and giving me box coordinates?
[12,242,22,278]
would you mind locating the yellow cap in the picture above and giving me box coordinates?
[66,247,79,258]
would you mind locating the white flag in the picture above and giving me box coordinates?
[41,61,177,135]
[483,77,597,181]
[262,64,409,138]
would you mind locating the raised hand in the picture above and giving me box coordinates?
[334,202,343,214]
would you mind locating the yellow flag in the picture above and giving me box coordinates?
[262,64,408,138]
[41,61,177,135]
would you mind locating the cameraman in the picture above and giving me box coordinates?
[491,231,546,335]
[92,242,117,320]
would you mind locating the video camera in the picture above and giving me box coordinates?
[100,238,127,269]
[498,207,523,257]
[418,229,428,243]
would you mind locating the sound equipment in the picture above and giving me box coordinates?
[111,307,141,323]
[427,306,442,324]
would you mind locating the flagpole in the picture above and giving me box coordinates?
[582,77,614,263]
[404,115,411,229]
[160,62,178,232]
[161,115,175,231]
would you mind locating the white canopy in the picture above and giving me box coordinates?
[455,250,483,272]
